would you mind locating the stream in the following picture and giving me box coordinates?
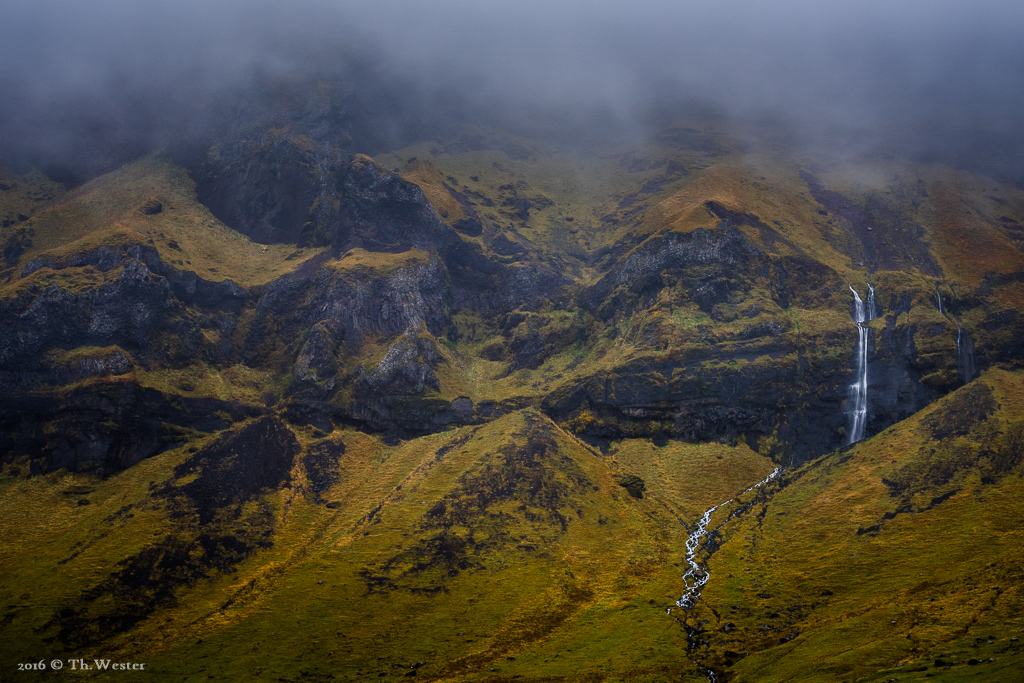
[674,467,783,611]
[672,467,783,682]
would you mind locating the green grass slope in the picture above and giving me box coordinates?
[1,155,325,290]
[0,408,776,681]
[683,368,1024,681]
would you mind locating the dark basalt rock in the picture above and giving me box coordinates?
[3,234,27,266]
[303,437,346,496]
[141,199,163,215]
[540,299,944,463]
[541,335,852,463]
[336,155,450,252]
[868,314,936,434]
[5,121,1021,486]
[170,416,300,523]
[196,132,349,246]
[0,257,169,368]
[583,226,755,318]
[0,347,132,389]
[291,322,340,396]
[0,382,260,475]
[251,256,450,354]
[444,183,485,237]
[1,244,246,370]
[356,334,442,398]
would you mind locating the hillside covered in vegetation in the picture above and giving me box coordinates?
[2,75,1024,682]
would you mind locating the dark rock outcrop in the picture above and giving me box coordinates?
[356,334,442,398]
[0,383,259,476]
[291,322,339,395]
[584,226,754,317]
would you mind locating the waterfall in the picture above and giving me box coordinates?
[936,286,943,315]
[848,285,880,444]
[867,283,880,320]
[956,327,977,384]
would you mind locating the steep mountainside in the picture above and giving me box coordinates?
[690,369,1024,682]
[1,78,1023,682]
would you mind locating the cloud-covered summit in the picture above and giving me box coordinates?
[2,0,1022,179]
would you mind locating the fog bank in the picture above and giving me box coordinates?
[2,0,1022,179]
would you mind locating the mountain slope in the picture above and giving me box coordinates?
[0,407,776,681]
[685,368,1024,681]
[2,81,1024,681]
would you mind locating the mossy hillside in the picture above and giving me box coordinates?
[156,409,729,682]
[0,440,195,661]
[644,159,855,273]
[676,368,1024,681]
[380,125,726,283]
[791,159,1024,344]
[0,156,326,289]
[0,407,782,681]
[325,247,435,277]
[919,172,1024,288]
[4,376,1019,679]
[2,130,1017,474]
[0,168,64,223]
[399,158,478,234]
[610,438,776,519]
[813,162,1024,372]
[0,169,64,272]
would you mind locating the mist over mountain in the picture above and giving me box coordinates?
[4,4,1024,682]
[2,0,1023,180]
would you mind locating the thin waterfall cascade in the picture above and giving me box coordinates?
[674,468,782,611]
[936,286,944,315]
[672,467,782,683]
[848,285,881,444]
[957,326,977,384]
[867,283,880,320]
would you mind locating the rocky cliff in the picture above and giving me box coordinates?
[2,102,1023,477]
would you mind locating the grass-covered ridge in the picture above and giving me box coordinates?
[1,155,326,290]
[685,368,1024,681]
[0,407,776,681]
[4,369,1022,680]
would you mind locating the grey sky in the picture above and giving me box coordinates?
[2,0,1022,177]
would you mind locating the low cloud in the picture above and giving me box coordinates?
[2,0,1022,179]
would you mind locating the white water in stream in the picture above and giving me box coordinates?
[848,285,880,444]
[675,467,782,610]
[672,467,782,683]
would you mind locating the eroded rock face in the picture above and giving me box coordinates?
[0,384,258,476]
[292,322,339,395]
[0,240,261,474]
[541,340,831,457]
[0,257,169,368]
[253,257,450,360]
[5,127,1022,479]
[584,227,754,317]
[356,333,442,398]
[0,244,246,371]
[192,116,450,251]
[336,155,450,252]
